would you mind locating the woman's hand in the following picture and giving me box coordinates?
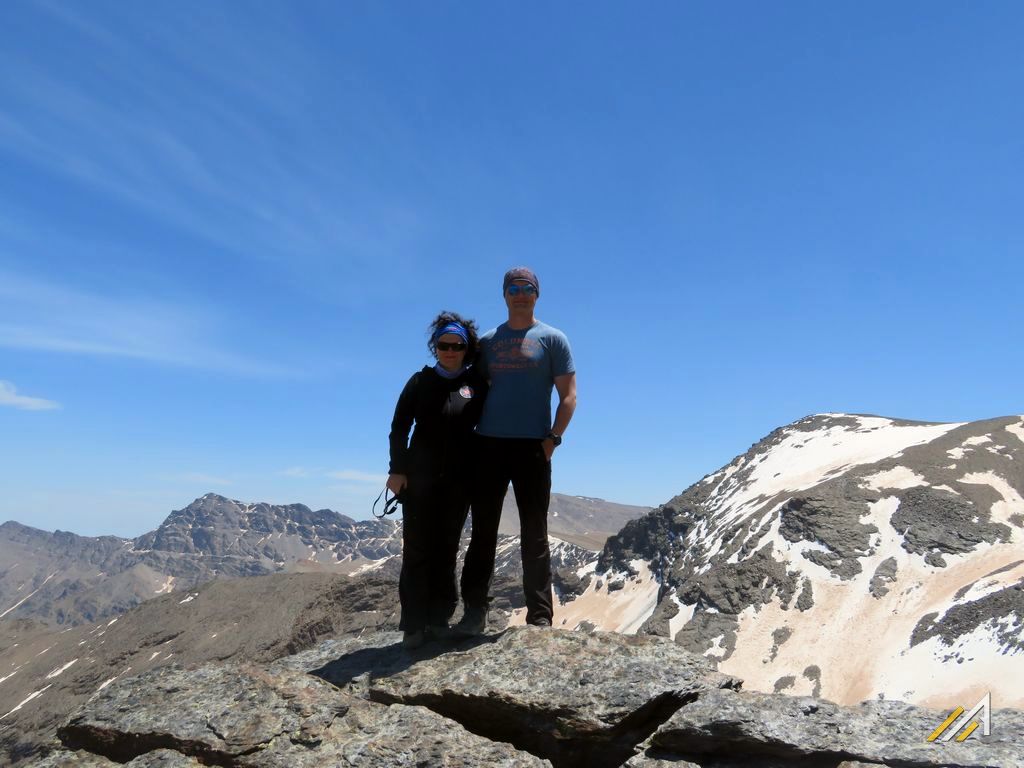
[386,473,408,496]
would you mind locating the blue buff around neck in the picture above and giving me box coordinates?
[434,362,468,379]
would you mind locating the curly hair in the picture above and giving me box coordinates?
[427,310,480,365]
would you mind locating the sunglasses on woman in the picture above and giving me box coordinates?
[436,341,467,351]
[506,284,537,296]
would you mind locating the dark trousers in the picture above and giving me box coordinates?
[398,475,468,631]
[461,435,553,624]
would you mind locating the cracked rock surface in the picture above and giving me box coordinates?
[307,628,739,768]
[54,655,548,767]
[37,628,1024,768]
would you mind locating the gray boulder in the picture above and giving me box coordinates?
[646,687,1024,768]
[55,658,548,767]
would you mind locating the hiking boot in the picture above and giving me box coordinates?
[402,629,426,650]
[452,607,487,637]
[425,623,452,640]
[527,617,552,628]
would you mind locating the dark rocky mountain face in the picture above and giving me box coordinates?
[132,494,399,564]
[591,414,1024,709]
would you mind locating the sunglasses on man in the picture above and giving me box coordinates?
[506,284,537,296]
[436,341,467,351]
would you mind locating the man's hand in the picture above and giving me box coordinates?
[541,438,555,462]
[386,473,407,496]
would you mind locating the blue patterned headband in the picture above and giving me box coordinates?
[433,322,469,344]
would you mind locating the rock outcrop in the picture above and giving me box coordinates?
[34,628,1024,768]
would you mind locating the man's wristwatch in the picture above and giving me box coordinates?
[545,431,562,447]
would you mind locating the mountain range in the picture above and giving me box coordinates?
[2,412,1022,766]
[0,491,647,628]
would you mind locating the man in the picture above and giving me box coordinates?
[455,266,577,633]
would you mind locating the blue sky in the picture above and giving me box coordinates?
[2,2,1022,537]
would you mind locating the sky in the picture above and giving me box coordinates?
[1,2,1022,537]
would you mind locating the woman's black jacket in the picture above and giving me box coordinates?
[388,365,488,481]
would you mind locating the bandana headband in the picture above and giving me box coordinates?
[433,322,469,344]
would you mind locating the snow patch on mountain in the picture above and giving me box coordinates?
[958,471,1024,529]
[509,559,658,633]
[861,466,928,490]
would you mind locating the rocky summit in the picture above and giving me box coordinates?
[572,414,1024,709]
[32,628,1024,768]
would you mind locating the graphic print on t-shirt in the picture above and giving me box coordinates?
[489,337,545,372]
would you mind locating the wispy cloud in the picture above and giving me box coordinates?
[280,466,313,478]
[0,7,424,282]
[0,380,60,411]
[0,270,290,376]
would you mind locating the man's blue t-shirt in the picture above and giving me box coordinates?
[476,321,575,439]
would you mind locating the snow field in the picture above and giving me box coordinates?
[510,559,659,634]
[718,538,1024,707]
[876,624,1023,710]
[708,417,963,526]
[694,417,963,564]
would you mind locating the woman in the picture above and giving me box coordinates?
[387,311,488,649]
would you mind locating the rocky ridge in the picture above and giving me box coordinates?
[34,628,1024,768]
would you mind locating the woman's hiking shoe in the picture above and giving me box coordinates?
[452,607,487,637]
[402,629,426,649]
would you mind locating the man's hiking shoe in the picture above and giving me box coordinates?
[527,617,552,628]
[453,608,487,637]
[402,629,426,650]
[425,623,451,640]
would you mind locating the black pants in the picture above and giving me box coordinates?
[461,435,553,624]
[398,475,468,632]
